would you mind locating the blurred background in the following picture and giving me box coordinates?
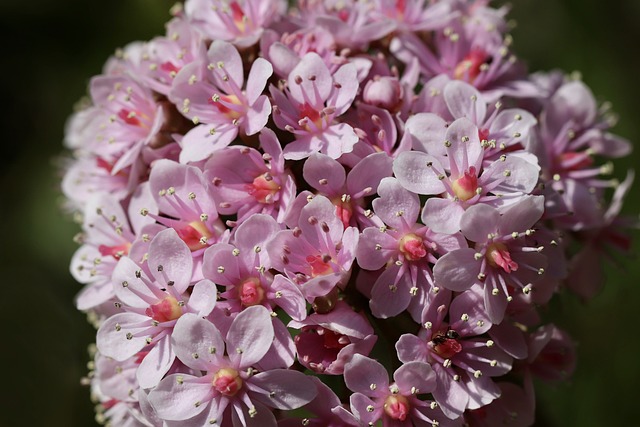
[0,0,638,426]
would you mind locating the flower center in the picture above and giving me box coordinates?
[213,368,243,396]
[299,103,324,132]
[146,296,182,323]
[399,233,427,261]
[246,173,281,204]
[177,221,213,251]
[478,127,490,143]
[451,166,478,201]
[98,243,131,260]
[431,330,462,359]
[486,242,518,273]
[210,94,243,120]
[556,151,594,172]
[331,195,354,229]
[118,109,141,126]
[160,61,180,74]
[230,1,249,33]
[306,254,333,277]
[384,394,410,421]
[454,49,489,82]
[238,277,265,307]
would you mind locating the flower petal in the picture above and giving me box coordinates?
[148,374,213,421]
[433,248,480,292]
[148,228,194,293]
[250,369,318,409]
[226,305,274,368]
[172,313,225,371]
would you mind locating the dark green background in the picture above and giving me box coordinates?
[0,1,638,426]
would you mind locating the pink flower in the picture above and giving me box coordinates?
[293,0,396,50]
[170,40,273,163]
[147,306,317,426]
[463,378,535,427]
[271,52,359,160]
[116,17,204,96]
[433,197,548,323]
[96,228,217,388]
[89,75,166,174]
[356,177,466,320]
[302,152,393,229]
[266,195,359,301]
[390,25,537,101]
[289,301,377,375]
[374,0,456,33]
[148,160,224,238]
[204,129,296,224]
[527,324,576,382]
[71,194,153,312]
[396,289,513,418]
[343,354,462,427]
[184,0,286,48]
[394,117,540,234]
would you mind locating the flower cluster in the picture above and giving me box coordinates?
[62,1,637,426]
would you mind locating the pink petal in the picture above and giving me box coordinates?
[244,95,271,135]
[96,312,150,361]
[421,197,466,235]
[137,334,175,389]
[226,305,274,368]
[187,279,218,317]
[498,195,544,234]
[128,182,158,234]
[299,195,343,246]
[460,204,499,243]
[349,393,379,425]
[250,369,318,409]
[258,128,284,165]
[303,153,346,194]
[282,134,323,161]
[207,40,244,88]
[443,80,486,123]
[112,257,158,308]
[356,228,397,271]
[393,151,445,195]
[344,354,389,395]
[396,333,428,363]
[288,53,332,105]
[270,275,307,321]
[483,282,509,324]
[257,318,296,370]
[172,313,225,371]
[179,124,238,164]
[231,401,277,427]
[373,177,421,228]
[433,248,480,292]
[488,321,528,360]
[322,123,358,159]
[433,365,468,418]
[346,151,393,196]
[444,118,482,177]
[148,228,194,293]
[233,214,281,256]
[246,58,273,105]
[482,155,539,195]
[148,374,213,421]
[328,63,358,115]
[202,243,242,286]
[394,361,436,395]
[370,265,413,318]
